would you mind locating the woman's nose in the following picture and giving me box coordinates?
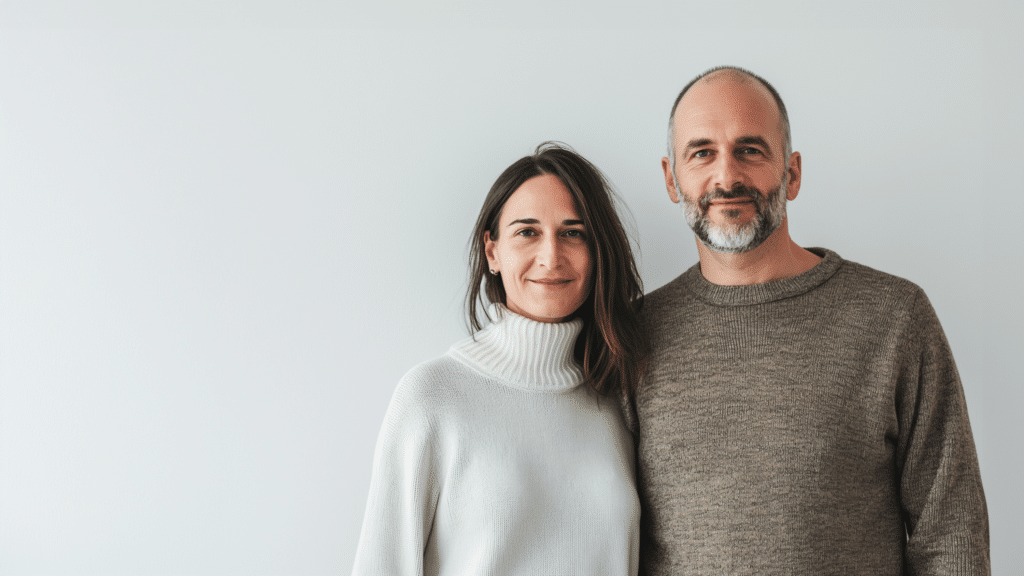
[536,235,562,268]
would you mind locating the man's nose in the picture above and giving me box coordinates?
[712,154,743,191]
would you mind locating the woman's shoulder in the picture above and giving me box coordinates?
[390,352,481,410]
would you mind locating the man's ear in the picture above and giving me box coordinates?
[662,157,680,203]
[484,231,499,272]
[786,151,802,201]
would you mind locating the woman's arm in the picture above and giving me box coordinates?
[351,375,441,576]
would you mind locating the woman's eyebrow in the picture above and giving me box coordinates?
[508,218,539,226]
[507,218,585,226]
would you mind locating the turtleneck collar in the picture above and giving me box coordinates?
[448,305,584,393]
[682,248,844,307]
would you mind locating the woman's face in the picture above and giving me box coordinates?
[484,174,593,323]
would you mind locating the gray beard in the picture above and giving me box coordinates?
[678,176,788,254]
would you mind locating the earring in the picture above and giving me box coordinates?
[489,269,499,276]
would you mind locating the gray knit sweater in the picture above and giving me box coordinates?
[626,248,989,575]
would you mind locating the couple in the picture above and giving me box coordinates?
[352,67,990,575]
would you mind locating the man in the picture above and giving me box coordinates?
[627,66,989,574]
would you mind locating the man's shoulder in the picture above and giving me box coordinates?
[830,255,927,307]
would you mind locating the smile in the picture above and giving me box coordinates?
[529,279,573,285]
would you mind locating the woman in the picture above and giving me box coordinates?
[352,142,648,575]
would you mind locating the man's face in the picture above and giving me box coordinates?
[664,74,797,254]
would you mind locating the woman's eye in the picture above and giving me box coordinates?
[515,228,537,237]
[564,229,586,239]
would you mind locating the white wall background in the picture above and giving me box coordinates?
[1,1,1020,574]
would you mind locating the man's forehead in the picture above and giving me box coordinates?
[674,75,783,139]
[679,74,776,115]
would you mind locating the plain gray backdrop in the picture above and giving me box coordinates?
[1,1,1021,574]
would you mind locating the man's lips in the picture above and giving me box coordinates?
[711,199,755,205]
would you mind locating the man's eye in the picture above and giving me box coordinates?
[694,150,710,158]
[739,147,761,155]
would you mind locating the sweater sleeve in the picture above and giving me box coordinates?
[352,374,441,576]
[895,290,990,575]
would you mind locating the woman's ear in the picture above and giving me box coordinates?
[484,231,499,273]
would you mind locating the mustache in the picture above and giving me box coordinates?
[697,185,765,211]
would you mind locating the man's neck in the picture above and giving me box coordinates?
[695,220,822,286]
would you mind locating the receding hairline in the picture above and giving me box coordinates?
[667,65,792,164]
[698,68,759,86]
[670,67,778,123]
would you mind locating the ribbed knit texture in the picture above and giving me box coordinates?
[627,248,989,575]
[353,305,640,575]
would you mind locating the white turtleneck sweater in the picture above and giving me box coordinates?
[352,307,640,575]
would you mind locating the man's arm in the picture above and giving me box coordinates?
[895,290,989,574]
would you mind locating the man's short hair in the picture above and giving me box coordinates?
[667,66,792,169]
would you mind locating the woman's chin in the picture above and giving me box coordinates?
[509,299,585,323]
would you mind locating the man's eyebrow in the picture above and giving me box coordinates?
[737,135,772,151]
[683,138,712,153]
